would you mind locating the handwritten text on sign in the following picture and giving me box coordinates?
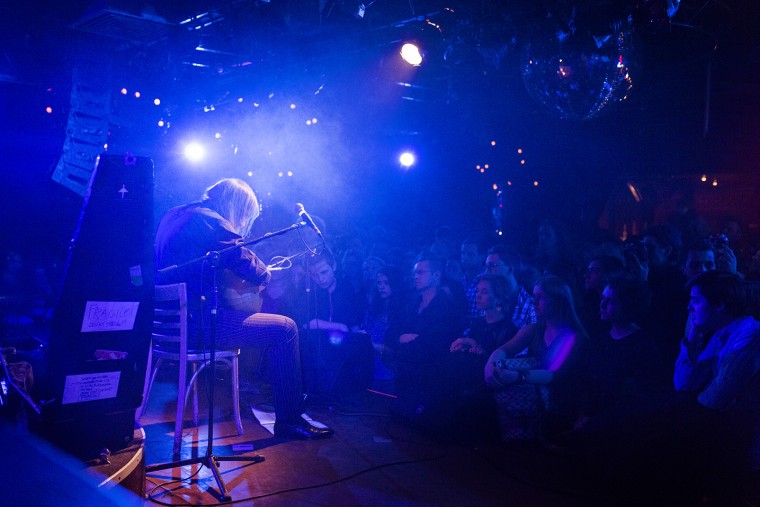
[62,371,121,405]
[81,301,140,332]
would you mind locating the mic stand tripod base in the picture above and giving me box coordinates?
[146,452,265,502]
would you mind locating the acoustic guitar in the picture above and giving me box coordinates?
[221,269,264,314]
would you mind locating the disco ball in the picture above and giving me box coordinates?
[522,30,638,120]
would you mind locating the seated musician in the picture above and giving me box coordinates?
[154,178,332,439]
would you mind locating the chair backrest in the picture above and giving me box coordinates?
[153,283,188,354]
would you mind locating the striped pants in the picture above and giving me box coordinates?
[209,310,304,422]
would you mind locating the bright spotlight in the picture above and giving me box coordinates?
[400,43,423,66]
[184,142,206,162]
[399,152,415,167]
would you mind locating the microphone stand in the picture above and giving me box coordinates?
[146,222,304,502]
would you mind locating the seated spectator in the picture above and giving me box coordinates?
[579,255,625,344]
[574,279,668,438]
[531,219,579,290]
[460,237,486,326]
[641,224,688,368]
[449,274,517,385]
[484,245,536,330]
[485,276,588,442]
[383,253,464,394]
[360,266,407,380]
[302,249,373,395]
[672,271,760,503]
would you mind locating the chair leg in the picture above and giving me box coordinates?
[232,355,244,436]
[186,362,201,428]
[135,344,154,422]
[174,356,188,455]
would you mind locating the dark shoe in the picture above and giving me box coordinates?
[274,418,334,440]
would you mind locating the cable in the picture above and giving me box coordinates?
[146,462,205,504]
[144,453,446,506]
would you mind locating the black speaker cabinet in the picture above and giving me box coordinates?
[36,153,154,459]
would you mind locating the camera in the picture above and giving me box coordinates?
[709,234,729,249]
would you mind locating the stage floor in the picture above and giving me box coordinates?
[139,367,737,507]
[138,369,606,507]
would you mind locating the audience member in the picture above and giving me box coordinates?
[484,245,536,330]
[360,266,407,380]
[672,271,760,503]
[460,237,485,325]
[302,249,373,395]
[641,224,688,368]
[577,279,667,434]
[531,219,579,290]
[383,253,464,394]
[579,255,625,343]
[486,276,588,442]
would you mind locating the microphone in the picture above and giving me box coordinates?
[294,203,323,239]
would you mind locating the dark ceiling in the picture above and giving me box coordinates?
[1,0,759,251]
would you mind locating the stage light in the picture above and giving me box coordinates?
[400,43,423,66]
[157,120,164,127]
[184,143,206,162]
[134,91,141,98]
[399,152,415,167]
[154,98,161,106]
[214,132,222,139]
[45,106,53,114]
[120,88,127,95]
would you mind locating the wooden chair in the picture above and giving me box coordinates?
[138,283,244,454]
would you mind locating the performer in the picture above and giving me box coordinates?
[155,178,332,439]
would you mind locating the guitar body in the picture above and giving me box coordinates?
[221,269,263,314]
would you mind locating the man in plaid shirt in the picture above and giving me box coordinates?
[460,237,485,326]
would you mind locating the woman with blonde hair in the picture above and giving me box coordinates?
[485,275,587,442]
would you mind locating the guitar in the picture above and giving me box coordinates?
[221,269,264,314]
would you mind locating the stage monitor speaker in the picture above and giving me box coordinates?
[36,153,154,459]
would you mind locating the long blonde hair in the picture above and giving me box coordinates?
[203,178,260,237]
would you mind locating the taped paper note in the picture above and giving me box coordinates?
[62,371,121,405]
[81,301,139,332]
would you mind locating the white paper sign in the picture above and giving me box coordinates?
[62,371,121,405]
[80,301,140,332]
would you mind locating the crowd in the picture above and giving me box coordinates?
[252,212,760,503]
